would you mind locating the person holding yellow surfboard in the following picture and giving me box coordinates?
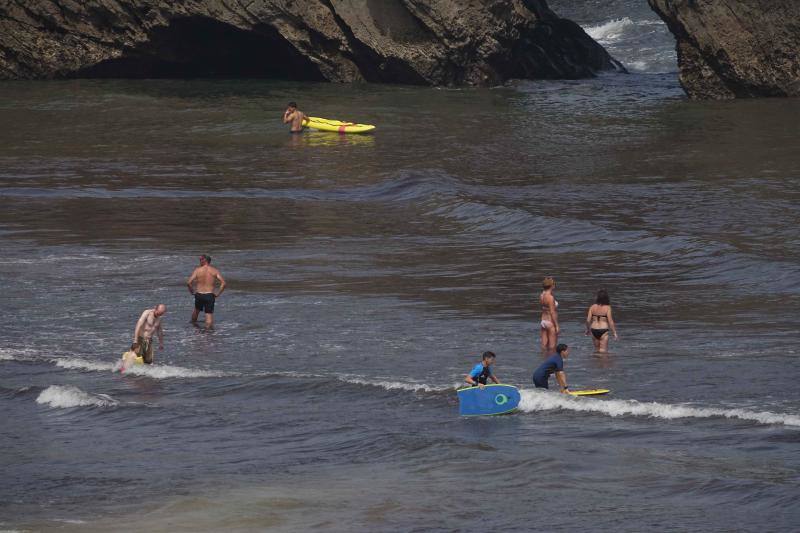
[532,343,571,393]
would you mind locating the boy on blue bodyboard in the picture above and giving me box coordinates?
[465,351,502,388]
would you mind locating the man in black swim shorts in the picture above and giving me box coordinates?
[187,254,226,328]
[195,292,215,314]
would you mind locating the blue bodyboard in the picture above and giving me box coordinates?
[457,384,521,416]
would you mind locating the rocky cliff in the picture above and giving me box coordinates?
[649,0,800,99]
[0,0,623,85]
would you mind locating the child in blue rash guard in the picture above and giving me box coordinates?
[532,343,570,393]
[465,351,501,388]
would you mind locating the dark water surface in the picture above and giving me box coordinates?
[2,74,800,532]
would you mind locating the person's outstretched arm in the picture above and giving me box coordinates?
[608,307,618,340]
[187,269,197,295]
[556,371,569,393]
[585,306,593,335]
[157,322,164,349]
[215,271,226,297]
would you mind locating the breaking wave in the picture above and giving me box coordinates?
[584,17,677,73]
[337,374,450,393]
[519,390,800,427]
[55,357,229,379]
[36,385,117,408]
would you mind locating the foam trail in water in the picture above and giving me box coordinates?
[337,374,449,393]
[519,390,800,427]
[56,358,116,372]
[120,364,228,379]
[36,385,117,408]
[55,357,229,379]
[0,347,37,361]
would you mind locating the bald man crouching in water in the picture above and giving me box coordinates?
[187,254,226,328]
[134,304,166,364]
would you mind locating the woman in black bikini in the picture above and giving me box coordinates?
[585,289,618,353]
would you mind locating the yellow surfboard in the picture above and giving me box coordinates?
[305,116,375,134]
[121,351,144,366]
[568,389,610,396]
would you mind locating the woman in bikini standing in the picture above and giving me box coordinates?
[585,289,618,353]
[540,277,559,351]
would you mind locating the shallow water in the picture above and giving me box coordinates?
[2,62,800,532]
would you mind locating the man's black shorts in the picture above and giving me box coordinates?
[195,293,215,313]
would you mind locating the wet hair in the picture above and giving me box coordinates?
[201,254,211,264]
[556,343,568,355]
[596,289,610,305]
[130,342,140,351]
[481,351,496,361]
[288,101,297,108]
[542,277,555,289]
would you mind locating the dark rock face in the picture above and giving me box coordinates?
[649,0,800,99]
[0,0,622,85]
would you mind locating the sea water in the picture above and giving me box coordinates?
[2,5,800,531]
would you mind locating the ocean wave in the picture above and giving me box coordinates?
[54,357,229,379]
[425,194,800,293]
[36,385,118,408]
[0,347,38,361]
[55,358,116,372]
[0,253,111,265]
[337,374,450,393]
[118,362,228,379]
[583,17,677,74]
[585,17,637,44]
[519,390,800,427]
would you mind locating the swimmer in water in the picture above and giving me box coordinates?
[539,276,559,351]
[283,102,309,133]
[464,351,501,389]
[532,343,570,393]
[585,289,618,353]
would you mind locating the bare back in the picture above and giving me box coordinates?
[288,110,306,132]
[589,304,611,328]
[191,265,222,294]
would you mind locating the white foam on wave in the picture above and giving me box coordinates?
[36,385,117,408]
[55,357,229,379]
[0,347,37,361]
[56,358,116,372]
[585,17,636,44]
[519,390,800,427]
[120,364,228,379]
[583,17,677,74]
[0,253,111,265]
[338,375,447,393]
